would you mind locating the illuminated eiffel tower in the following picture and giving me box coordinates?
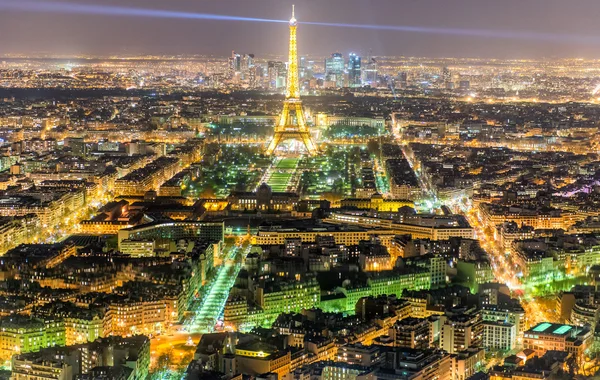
[265,5,318,156]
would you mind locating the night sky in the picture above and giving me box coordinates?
[1,0,600,58]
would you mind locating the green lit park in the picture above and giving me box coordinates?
[265,157,299,192]
[184,145,272,198]
[185,139,389,201]
[300,147,363,199]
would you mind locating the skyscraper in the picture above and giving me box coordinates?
[348,53,362,87]
[362,57,378,86]
[299,56,307,78]
[325,53,345,87]
[229,51,241,74]
[268,61,286,90]
[244,54,254,69]
[241,53,255,80]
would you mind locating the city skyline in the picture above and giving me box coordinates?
[2,2,600,380]
[2,0,600,58]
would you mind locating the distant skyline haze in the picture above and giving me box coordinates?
[1,0,600,58]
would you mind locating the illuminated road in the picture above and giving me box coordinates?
[373,157,391,197]
[451,195,558,328]
[400,145,440,212]
[187,244,247,334]
[401,140,559,330]
[147,245,248,375]
[43,190,113,245]
[150,332,198,373]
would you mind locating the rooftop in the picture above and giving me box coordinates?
[527,322,579,336]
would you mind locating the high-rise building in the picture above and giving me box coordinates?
[362,57,378,86]
[254,65,265,84]
[268,61,286,90]
[243,53,254,70]
[229,51,241,75]
[325,52,345,87]
[305,59,315,79]
[241,53,255,80]
[348,53,362,87]
[299,56,307,78]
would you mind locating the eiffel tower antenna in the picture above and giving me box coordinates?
[265,5,318,156]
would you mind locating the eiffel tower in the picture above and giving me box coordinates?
[265,6,318,156]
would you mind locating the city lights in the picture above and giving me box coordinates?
[0,2,599,380]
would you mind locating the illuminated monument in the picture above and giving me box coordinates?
[266,6,318,156]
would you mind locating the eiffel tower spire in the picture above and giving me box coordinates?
[265,5,318,156]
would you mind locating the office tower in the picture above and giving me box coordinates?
[243,53,254,70]
[241,54,254,78]
[299,56,307,78]
[305,59,315,79]
[268,61,286,90]
[228,51,241,76]
[362,57,378,86]
[325,52,345,87]
[348,53,362,87]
